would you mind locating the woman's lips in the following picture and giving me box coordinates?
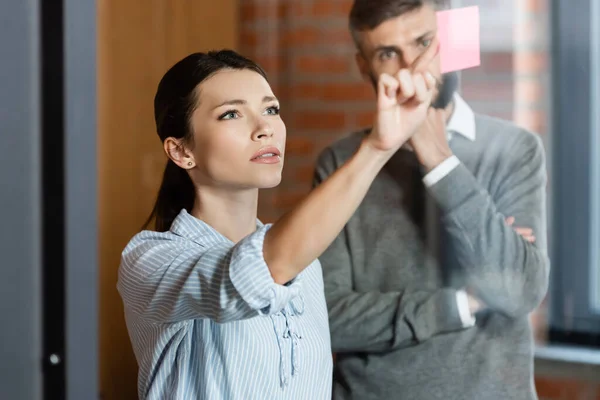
[251,146,282,163]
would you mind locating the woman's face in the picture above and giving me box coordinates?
[178,69,286,190]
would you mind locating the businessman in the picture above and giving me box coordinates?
[314,1,550,399]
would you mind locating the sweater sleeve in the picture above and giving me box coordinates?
[426,132,550,318]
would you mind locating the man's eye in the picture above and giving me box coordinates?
[380,50,397,61]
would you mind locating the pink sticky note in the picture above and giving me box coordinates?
[436,6,481,73]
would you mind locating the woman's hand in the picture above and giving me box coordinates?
[367,38,439,153]
[263,39,440,284]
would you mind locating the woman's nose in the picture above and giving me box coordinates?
[252,121,274,140]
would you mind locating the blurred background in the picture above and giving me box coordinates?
[1,0,599,399]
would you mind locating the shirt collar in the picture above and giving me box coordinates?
[169,208,264,246]
[401,93,476,152]
[446,93,476,141]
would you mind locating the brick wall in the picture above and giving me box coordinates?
[239,0,550,220]
[240,0,364,222]
[512,0,550,346]
[240,0,598,398]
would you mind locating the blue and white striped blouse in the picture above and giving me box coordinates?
[117,209,333,399]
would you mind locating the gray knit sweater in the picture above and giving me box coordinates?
[314,114,550,400]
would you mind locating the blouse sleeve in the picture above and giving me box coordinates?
[117,225,300,324]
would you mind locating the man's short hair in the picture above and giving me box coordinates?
[349,0,450,47]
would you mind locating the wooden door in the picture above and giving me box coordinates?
[97,2,238,398]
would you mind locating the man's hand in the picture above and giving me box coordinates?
[467,292,484,315]
[506,216,536,243]
[465,218,535,315]
[409,107,454,172]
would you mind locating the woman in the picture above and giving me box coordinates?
[117,47,437,399]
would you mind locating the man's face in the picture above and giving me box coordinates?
[355,4,442,99]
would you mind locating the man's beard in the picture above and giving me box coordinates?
[431,71,458,109]
[368,70,459,109]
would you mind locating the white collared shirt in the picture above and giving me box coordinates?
[422,93,476,187]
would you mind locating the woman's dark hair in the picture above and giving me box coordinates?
[143,50,268,231]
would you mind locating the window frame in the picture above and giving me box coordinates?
[549,0,600,346]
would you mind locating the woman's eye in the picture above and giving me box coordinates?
[219,110,239,120]
[265,106,280,116]
[421,38,432,48]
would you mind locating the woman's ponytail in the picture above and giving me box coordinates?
[143,159,195,231]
